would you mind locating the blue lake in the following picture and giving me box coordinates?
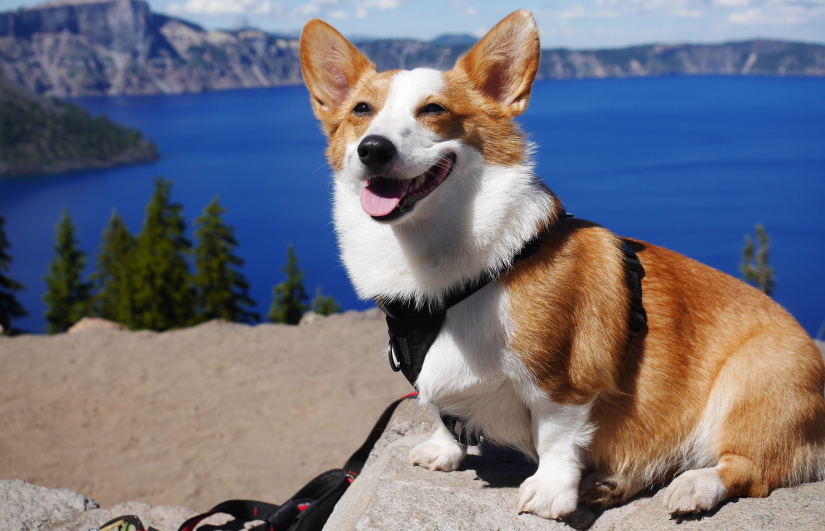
[1,76,824,335]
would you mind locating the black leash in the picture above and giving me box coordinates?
[176,393,418,531]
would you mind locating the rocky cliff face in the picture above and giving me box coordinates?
[539,40,825,79]
[0,0,302,97]
[1,0,824,98]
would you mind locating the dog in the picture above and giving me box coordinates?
[299,10,825,519]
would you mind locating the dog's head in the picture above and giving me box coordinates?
[300,10,541,225]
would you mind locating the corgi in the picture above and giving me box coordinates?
[299,10,825,519]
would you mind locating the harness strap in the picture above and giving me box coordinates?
[377,216,648,446]
[620,239,647,336]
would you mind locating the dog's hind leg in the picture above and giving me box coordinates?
[579,472,646,508]
[409,419,467,472]
[663,333,825,514]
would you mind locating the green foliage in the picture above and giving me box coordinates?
[268,244,309,324]
[0,79,158,176]
[741,223,775,297]
[90,210,136,324]
[0,215,27,334]
[43,209,92,333]
[128,178,196,331]
[312,286,342,316]
[193,196,259,324]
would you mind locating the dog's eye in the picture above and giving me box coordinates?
[419,103,447,116]
[353,102,373,115]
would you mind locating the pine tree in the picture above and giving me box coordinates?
[741,223,775,297]
[0,215,27,334]
[311,286,342,316]
[90,210,136,324]
[129,178,196,331]
[193,196,259,324]
[268,244,309,324]
[43,209,92,333]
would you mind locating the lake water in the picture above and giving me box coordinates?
[1,76,823,336]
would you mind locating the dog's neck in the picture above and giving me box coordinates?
[333,162,560,307]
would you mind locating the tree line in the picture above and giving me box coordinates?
[0,190,777,335]
[0,177,339,335]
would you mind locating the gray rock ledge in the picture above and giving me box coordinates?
[323,400,825,531]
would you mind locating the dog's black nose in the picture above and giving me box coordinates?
[358,135,396,169]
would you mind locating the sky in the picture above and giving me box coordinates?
[1,0,824,48]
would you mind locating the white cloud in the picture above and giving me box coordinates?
[167,0,269,16]
[715,0,750,6]
[329,9,350,18]
[361,0,402,9]
[300,3,321,14]
[558,6,620,19]
[726,0,823,25]
[672,9,704,17]
[449,0,477,16]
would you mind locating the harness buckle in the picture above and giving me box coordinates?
[388,337,402,372]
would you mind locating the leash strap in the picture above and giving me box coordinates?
[175,393,418,531]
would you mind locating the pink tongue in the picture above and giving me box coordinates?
[360,179,408,217]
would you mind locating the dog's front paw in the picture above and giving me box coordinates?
[663,468,727,514]
[409,438,465,471]
[517,474,579,519]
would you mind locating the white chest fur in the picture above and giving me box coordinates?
[416,281,538,458]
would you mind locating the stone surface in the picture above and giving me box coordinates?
[67,317,126,334]
[0,480,238,531]
[46,501,214,531]
[0,479,98,531]
[324,400,825,531]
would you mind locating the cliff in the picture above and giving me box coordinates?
[2,0,824,98]
[0,0,303,97]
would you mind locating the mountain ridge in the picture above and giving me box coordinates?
[1,0,824,98]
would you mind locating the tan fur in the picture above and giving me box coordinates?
[455,10,541,116]
[300,14,534,169]
[507,230,825,503]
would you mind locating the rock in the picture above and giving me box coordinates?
[66,317,126,334]
[0,480,228,531]
[300,311,323,326]
[0,479,97,531]
[45,501,212,531]
[323,401,825,531]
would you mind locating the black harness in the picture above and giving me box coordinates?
[375,218,647,445]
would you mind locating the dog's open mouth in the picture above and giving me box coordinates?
[360,153,456,221]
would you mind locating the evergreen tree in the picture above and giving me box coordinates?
[268,244,309,324]
[90,210,136,324]
[741,223,775,297]
[43,209,92,333]
[0,215,27,334]
[193,196,259,324]
[129,178,196,331]
[311,286,342,316]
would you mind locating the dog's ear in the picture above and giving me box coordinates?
[455,10,540,117]
[300,19,375,129]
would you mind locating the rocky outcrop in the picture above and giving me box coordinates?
[0,479,98,531]
[1,0,824,97]
[66,316,125,333]
[0,0,302,97]
[538,40,825,79]
[324,400,825,530]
